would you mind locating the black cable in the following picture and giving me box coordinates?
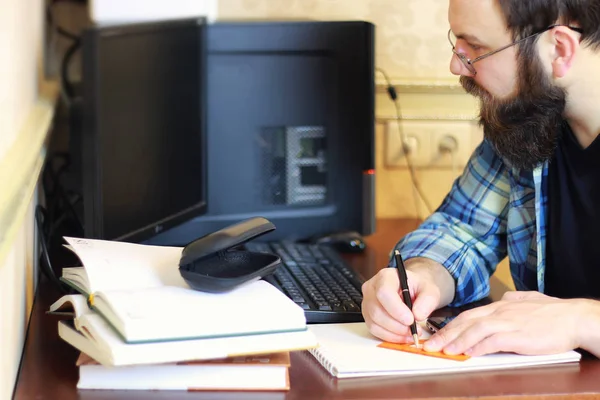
[43,153,84,234]
[36,206,70,294]
[56,25,80,41]
[61,38,82,101]
[42,153,67,225]
[376,67,433,215]
[36,152,85,294]
[376,68,398,101]
[42,154,85,240]
[46,0,85,102]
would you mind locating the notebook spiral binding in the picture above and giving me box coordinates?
[309,347,337,377]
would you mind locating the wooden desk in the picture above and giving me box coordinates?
[13,219,600,399]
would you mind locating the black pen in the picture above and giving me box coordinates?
[393,249,420,348]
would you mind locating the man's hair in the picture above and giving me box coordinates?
[498,0,600,49]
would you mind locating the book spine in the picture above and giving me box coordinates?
[308,347,337,377]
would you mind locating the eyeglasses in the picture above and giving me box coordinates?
[448,24,583,76]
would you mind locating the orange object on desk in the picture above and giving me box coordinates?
[378,340,471,361]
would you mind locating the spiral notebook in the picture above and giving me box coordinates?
[307,323,581,379]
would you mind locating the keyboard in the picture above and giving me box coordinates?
[245,241,365,323]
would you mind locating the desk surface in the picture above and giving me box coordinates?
[14,219,600,400]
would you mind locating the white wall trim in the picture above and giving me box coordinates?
[0,95,55,267]
[375,78,465,94]
[376,114,478,122]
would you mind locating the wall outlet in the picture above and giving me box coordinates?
[385,120,432,168]
[429,121,474,168]
[385,120,475,169]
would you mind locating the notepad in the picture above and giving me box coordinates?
[307,323,581,379]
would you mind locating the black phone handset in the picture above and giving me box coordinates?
[179,217,281,293]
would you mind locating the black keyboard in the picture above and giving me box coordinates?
[245,241,365,323]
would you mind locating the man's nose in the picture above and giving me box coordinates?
[449,53,471,76]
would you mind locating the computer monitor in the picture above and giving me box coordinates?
[80,18,208,242]
[148,20,375,245]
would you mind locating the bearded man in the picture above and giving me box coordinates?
[361,0,600,357]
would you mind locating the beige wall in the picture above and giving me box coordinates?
[0,0,52,398]
[0,0,41,161]
[0,198,39,399]
[220,0,454,79]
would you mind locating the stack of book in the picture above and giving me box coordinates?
[49,237,318,391]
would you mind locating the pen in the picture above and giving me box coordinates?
[393,249,420,348]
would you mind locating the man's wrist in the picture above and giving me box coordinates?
[574,298,600,355]
[404,257,456,308]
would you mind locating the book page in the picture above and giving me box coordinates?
[61,267,91,294]
[48,294,91,319]
[63,237,186,293]
[95,280,308,343]
[48,294,96,334]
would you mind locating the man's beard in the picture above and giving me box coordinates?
[460,52,566,170]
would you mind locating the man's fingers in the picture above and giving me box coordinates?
[363,267,442,341]
[416,293,577,357]
[374,269,415,326]
[466,331,523,356]
[468,329,569,357]
[367,322,412,343]
[440,319,513,355]
[363,301,413,335]
[421,303,498,352]
[423,313,506,353]
[361,269,415,338]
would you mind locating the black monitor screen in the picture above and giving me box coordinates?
[82,19,206,242]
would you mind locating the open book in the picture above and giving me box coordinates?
[58,237,308,344]
[51,294,316,367]
[76,351,291,391]
[307,323,581,379]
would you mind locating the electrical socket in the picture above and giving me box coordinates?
[385,120,474,169]
[385,120,432,167]
[429,121,473,168]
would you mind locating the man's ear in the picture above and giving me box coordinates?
[551,26,580,78]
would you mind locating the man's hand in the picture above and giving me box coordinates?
[424,291,588,356]
[361,257,455,343]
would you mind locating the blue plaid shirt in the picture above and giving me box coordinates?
[397,139,549,306]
